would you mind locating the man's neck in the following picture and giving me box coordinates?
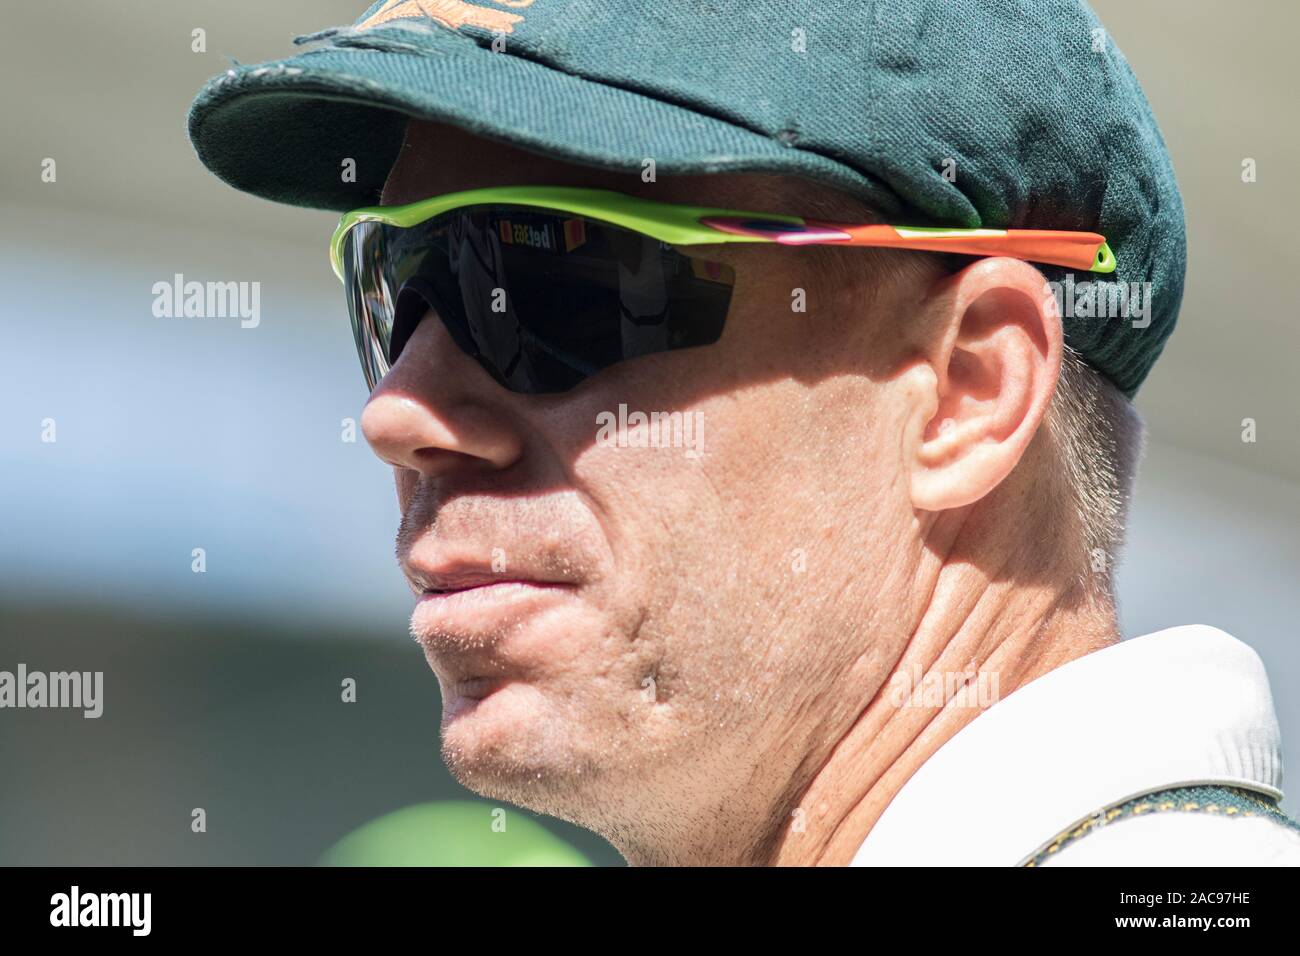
[766,536,1119,866]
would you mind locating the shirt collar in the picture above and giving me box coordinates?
[850,625,1284,866]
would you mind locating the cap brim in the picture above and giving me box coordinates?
[188,30,895,213]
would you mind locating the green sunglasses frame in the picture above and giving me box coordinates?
[329,185,1116,281]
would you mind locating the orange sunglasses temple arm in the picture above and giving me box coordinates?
[809,222,1114,273]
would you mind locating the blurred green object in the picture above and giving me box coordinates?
[320,801,591,867]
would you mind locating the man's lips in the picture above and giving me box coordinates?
[402,558,577,596]
[413,579,577,721]
[417,578,574,613]
[401,551,587,712]
[410,571,579,652]
[421,575,570,595]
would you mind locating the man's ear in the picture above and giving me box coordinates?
[901,257,1062,512]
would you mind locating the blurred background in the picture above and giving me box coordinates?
[1,1,1297,864]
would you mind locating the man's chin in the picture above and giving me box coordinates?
[440,679,545,739]
[438,681,596,804]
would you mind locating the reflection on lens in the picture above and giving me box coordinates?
[343,207,735,394]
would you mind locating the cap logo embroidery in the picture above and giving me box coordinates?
[358,0,535,34]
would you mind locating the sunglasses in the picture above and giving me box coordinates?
[330,185,1115,394]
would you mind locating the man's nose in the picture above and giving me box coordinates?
[360,313,524,477]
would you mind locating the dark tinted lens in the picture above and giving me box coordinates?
[349,206,736,394]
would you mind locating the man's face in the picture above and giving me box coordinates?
[362,121,927,850]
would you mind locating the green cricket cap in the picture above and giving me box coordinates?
[187,0,1186,396]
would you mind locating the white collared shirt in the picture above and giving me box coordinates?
[851,625,1300,866]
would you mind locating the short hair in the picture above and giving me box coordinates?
[1044,342,1144,600]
